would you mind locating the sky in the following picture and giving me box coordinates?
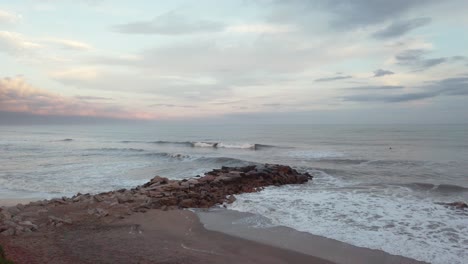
[0,0,468,124]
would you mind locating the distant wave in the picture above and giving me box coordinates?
[148,140,276,150]
[85,147,145,152]
[195,156,255,165]
[317,158,369,165]
[365,160,427,166]
[59,138,73,142]
[396,182,468,193]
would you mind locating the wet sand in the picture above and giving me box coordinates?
[196,209,428,264]
[1,209,334,264]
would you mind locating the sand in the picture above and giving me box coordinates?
[196,209,428,264]
[0,209,334,264]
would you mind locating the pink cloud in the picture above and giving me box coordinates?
[0,76,157,120]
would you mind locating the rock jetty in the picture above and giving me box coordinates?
[0,164,311,237]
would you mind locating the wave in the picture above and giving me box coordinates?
[317,158,369,165]
[85,148,145,152]
[148,140,275,150]
[396,182,468,193]
[57,138,73,142]
[195,156,255,165]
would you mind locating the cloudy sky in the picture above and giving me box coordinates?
[1,0,467,123]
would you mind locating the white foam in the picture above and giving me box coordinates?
[228,179,468,264]
[192,142,217,148]
[217,143,255,149]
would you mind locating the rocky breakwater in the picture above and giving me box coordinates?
[0,164,311,237]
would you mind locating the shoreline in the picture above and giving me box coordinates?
[196,208,428,264]
[0,164,435,263]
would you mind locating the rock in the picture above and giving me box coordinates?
[18,221,38,231]
[1,228,15,236]
[93,195,104,202]
[0,210,12,220]
[117,192,134,204]
[6,206,20,216]
[178,199,195,208]
[87,208,109,218]
[48,216,73,225]
[226,195,236,204]
[444,201,468,209]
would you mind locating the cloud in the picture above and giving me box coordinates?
[315,75,352,82]
[342,76,468,103]
[267,0,434,30]
[394,49,463,70]
[343,92,436,103]
[0,9,21,25]
[112,11,225,35]
[347,85,404,90]
[43,38,93,51]
[150,103,197,108]
[0,76,154,119]
[323,0,433,28]
[373,69,395,77]
[226,24,295,34]
[0,31,41,55]
[75,95,112,100]
[372,17,431,39]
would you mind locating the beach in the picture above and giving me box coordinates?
[0,164,431,263]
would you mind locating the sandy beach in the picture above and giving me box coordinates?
[0,165,429,263]
[1,209,336,264]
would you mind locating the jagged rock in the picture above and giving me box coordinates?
[178,199,195,208]
[87,208,109,218]
[93,195,104,202]
[1,228,15,236]
[443,201,468,209]
[2,164,312,234]
[117,192,134,204]
[48,216,73,225]
[6,207,20,216]
[226,195,236,204]
[18,221,38,231]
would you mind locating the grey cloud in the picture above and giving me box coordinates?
[269,0,434,29]
[420,58,446,68]
[323,0,432,28]
[112,11,225,35]
[342,76,468,103]
[372,17,431,39]
[347,85,404,90]
[343,92,436,103]
[373,69,395,77]
[315,75,352,82]
[395,49,463,70]
[150,103,197,108]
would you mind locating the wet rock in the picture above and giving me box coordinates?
[443,201,468,209]
[226,195,236,204]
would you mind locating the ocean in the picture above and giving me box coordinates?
[0,124,467,264]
